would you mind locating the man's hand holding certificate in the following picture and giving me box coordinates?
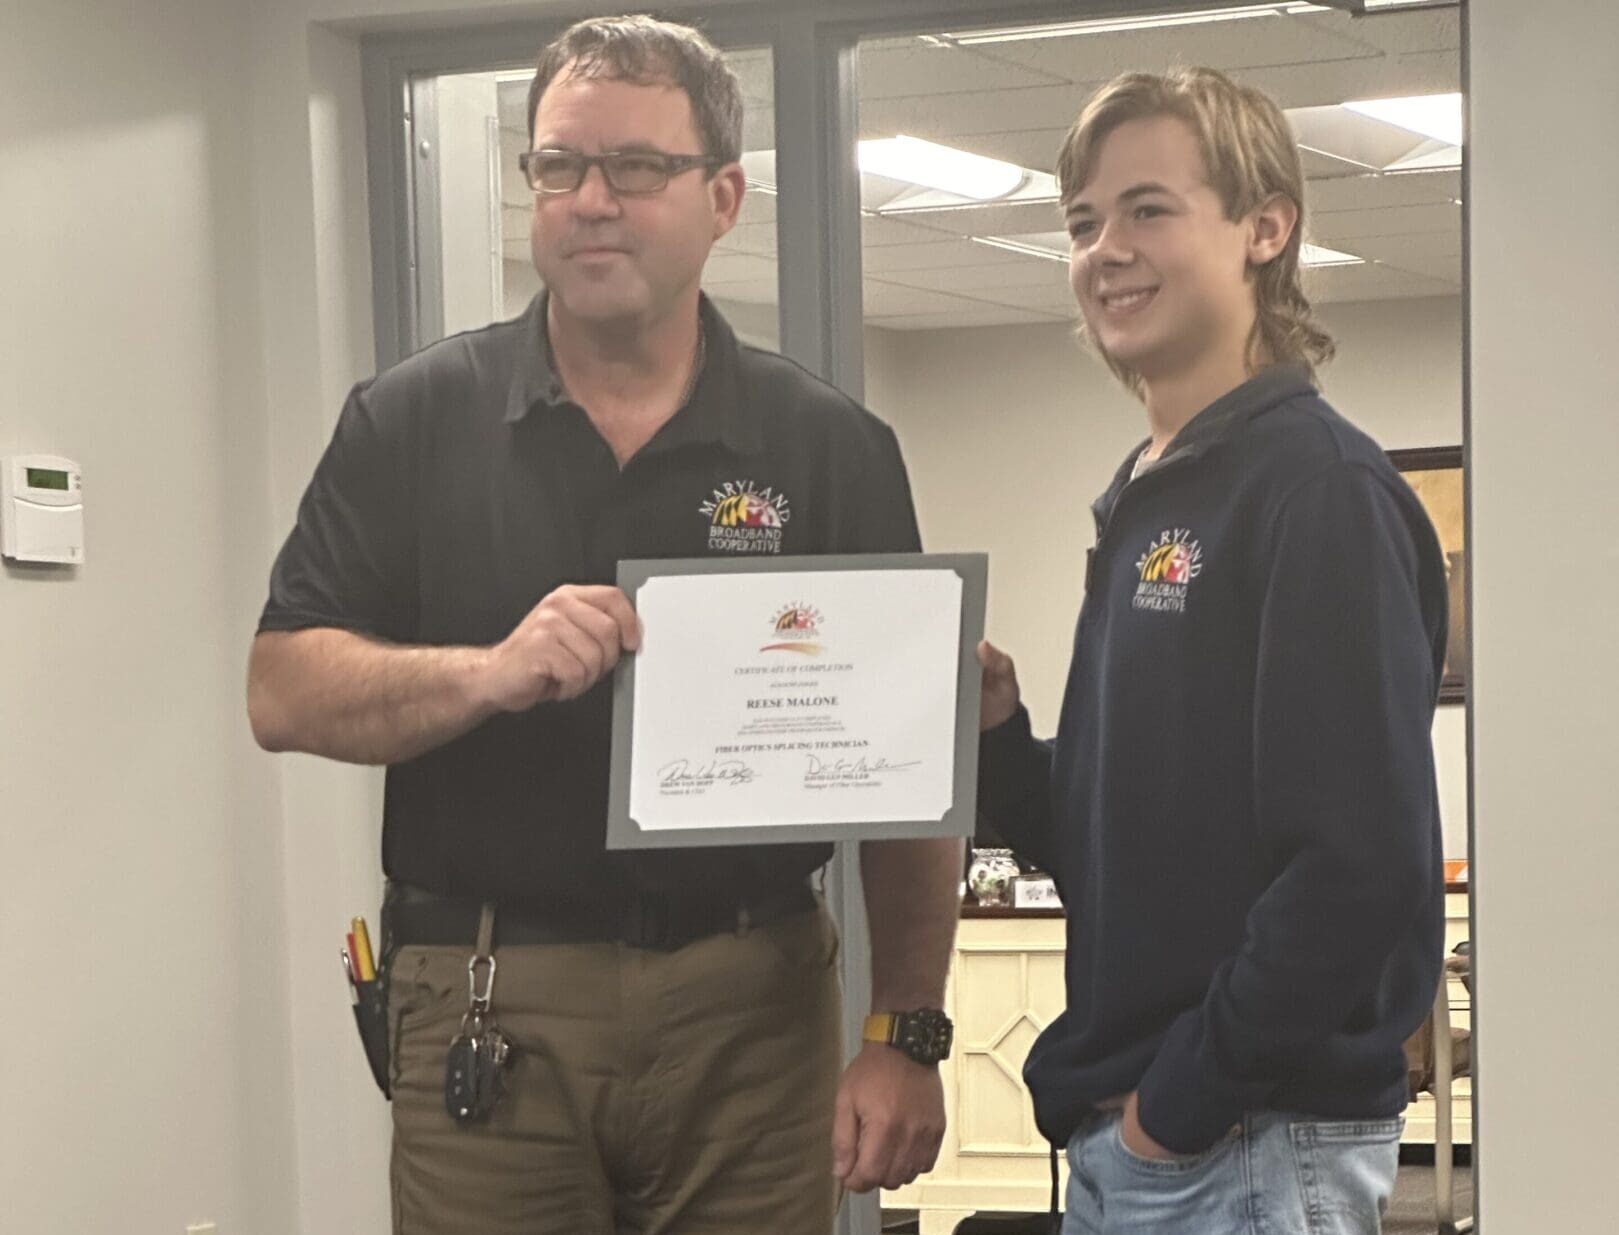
[606,554,986,849]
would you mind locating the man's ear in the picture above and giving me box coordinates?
[710,162,747,240]
[1248,192,1299,267]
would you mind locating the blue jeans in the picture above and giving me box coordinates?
[1062,1109,1402,1235]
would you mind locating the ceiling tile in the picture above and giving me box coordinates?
[882,259,1069,293]
[862,215,958,246]
[935,11,1378,85]
[1224,49,1460,110]
[1308,169,1462,212]
[716,221,776,257]
[1305,261,1456,304]
[1310,201,1462,242]
[700,275,778,305]
[1295,7,1461,57]
[881,199,1065,238]
[857,40,1070,98]
[954,127,1071,174]
[1350,232,1463,264]
[861,238,1031,273]
[860,84,1095,144]
[863,280,1000,316]
[702,253,778,286]
[735,191,777,225]
[1374,253,1463,284]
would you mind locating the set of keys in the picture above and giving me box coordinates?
[445,952,513,1123]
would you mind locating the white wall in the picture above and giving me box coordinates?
[247,14,393,1235]
[1469,0,1619,1228]
[866,297,1470,856]
[0,2,297,1233]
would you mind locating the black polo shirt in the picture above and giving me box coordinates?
[259,294,922,913]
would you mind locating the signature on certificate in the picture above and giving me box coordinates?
[657,759,758,788]
[803,754,922,783]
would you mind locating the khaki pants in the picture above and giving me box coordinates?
[387,901,843,1235]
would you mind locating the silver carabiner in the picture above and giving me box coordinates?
[467,953,497,1012]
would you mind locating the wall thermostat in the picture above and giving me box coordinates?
[2,454,84,564]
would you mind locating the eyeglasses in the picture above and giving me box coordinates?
[518,149,722,195]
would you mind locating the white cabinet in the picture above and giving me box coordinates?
[883,911,1067,1232]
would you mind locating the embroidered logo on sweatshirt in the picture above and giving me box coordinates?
[1133,529,1203,614]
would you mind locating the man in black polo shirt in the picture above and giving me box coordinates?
[247,16,960,1235]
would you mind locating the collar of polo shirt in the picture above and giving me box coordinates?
[504,293,762,458]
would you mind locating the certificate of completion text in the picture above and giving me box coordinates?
[626,569,962,832]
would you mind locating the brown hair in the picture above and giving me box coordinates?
[527,15,743,168]
[1056,66,1334,392]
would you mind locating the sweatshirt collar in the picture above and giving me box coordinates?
[1092,363,1316,529]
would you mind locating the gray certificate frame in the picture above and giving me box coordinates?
[607,553,987,850]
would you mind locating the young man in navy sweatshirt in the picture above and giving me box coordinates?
[976,68,1449,1234]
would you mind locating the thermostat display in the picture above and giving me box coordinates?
[2,454,84,565]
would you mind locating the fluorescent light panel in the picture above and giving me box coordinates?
[944,3,1328,44]
[1300,243,1364,267]
[1343,93,1463,147]
[858,136,1026,199]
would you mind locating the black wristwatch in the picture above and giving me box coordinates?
[863,1008,954,1065]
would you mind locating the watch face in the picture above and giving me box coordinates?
[897,1009,953,1064]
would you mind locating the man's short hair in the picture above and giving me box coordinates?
[1057,66,1335,392]
[527,14,744,168]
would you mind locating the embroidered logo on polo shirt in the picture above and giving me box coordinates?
[761,603,823,655]
[699,480,791,554]
[1133,529,1203,614]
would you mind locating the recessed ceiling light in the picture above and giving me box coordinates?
[1343,93,1463,148]
[858,136,1026,200]
[942,3,1329,45]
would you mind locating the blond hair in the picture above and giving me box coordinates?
[1056,66,1334,394]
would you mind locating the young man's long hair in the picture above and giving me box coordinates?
[1057,67,1335,396]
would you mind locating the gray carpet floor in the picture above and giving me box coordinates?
[1388,1162,1474,1232]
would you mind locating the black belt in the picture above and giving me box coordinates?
[383,878,818,953]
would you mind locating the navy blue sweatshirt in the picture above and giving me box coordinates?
[978,364,1448,1155]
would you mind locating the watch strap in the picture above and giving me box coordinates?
[862,1012,897,1046]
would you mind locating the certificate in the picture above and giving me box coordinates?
[606,554,986,849]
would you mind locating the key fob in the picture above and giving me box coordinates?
[445,1031,486,1122]
[445,1024,512,1123]
[478,1026,511,1112]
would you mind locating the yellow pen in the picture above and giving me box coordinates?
[351,916,377,982]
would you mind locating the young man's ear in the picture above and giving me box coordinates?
[1247,193,1299,267]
